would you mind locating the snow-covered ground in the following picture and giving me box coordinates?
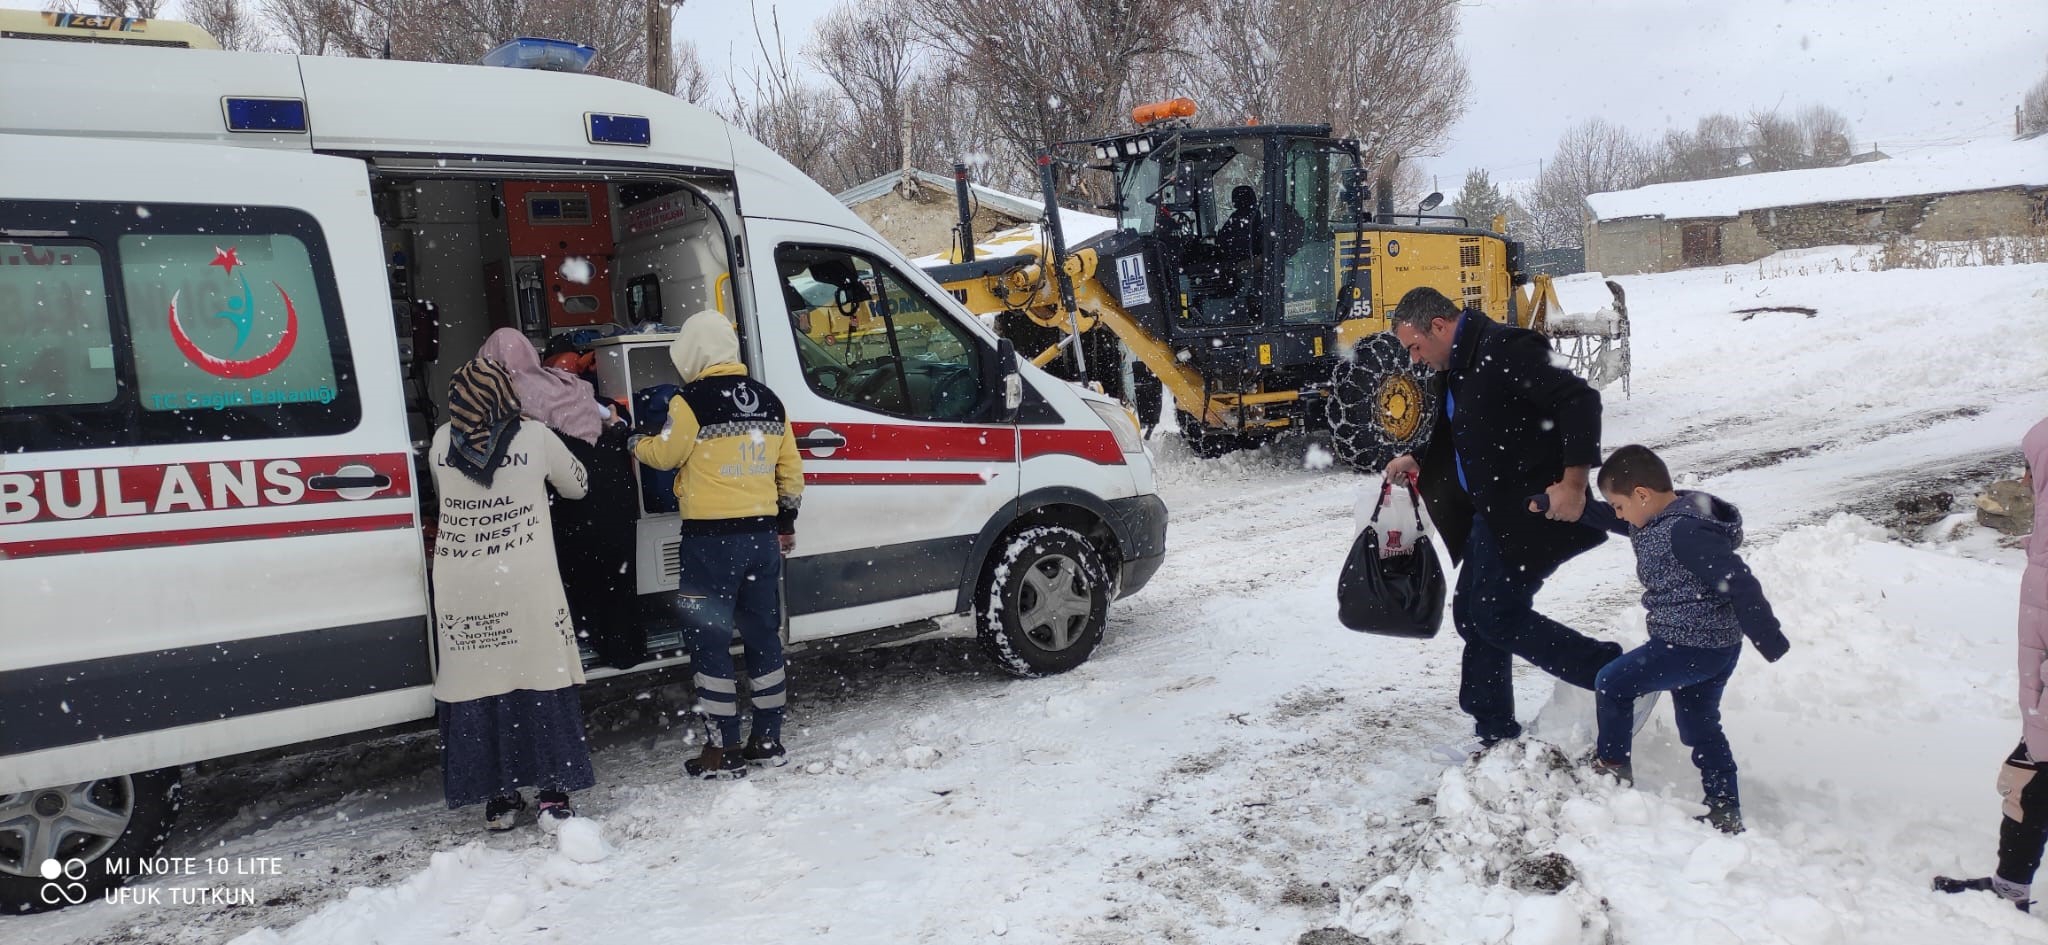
[17,248,2048,945]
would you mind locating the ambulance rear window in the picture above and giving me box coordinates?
[0,200,359,454]
[0,241,119,409]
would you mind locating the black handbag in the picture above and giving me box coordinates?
[1337,480,1447,638]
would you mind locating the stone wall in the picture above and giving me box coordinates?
[1916,188,2048,241]
[1585,217,1678,275]
[1589,185,2047,274]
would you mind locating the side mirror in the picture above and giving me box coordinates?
[1418,192,1445,213]
[996,338,1023,419]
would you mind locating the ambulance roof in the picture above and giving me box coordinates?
[0,39,864,231]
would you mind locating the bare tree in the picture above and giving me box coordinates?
[1745,108,1805,172]
[2020,58,2048,137]
[723,1,847,187]
[1649,112,1745,183]
[1187,0,1469,174]
[1528,118,1650,249]
[908,0,1189,207]
[669,38,713,104]
[95,0,164,17]
[186,0,264,50]
[808,0,918,188]
[1796,103,1853,165]
[262,0,345,55]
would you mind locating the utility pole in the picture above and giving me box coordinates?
[646,0,680,91]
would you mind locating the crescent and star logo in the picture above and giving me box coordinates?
[732,384,762,415]
[167,246,299,379]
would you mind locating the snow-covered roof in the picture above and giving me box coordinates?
[835,170,1048,223]
[1586,136,2048,222]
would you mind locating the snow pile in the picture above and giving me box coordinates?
[1341,514,2041,944]
[1587,136,2048,221]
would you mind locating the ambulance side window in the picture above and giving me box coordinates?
[0,241,120,409]
[119,232,345,417]
[0,200,360,453]
[775,245,984,422]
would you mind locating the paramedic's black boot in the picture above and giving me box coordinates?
[535,790,575,832]
[742,737,789,768]
[1934,875,2032,911]
[1696,797,1744,835]
[685,747,747,781]
[1590,758,1634,787]
[484,792,525,831]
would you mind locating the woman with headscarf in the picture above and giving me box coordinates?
[479,328,643,670]
[430,357,595,831]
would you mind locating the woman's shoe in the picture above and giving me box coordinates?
[484,793,526,831]
[535,790,575,833]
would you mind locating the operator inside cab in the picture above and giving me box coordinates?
[1213,184,1263,265]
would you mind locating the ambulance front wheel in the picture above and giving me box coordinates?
[0,768,183,914]
[977,525,1111,677]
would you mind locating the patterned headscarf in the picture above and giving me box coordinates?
[446,358,522,488]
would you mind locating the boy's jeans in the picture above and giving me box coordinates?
[673,531,786,749]
[1595,639,1742,802]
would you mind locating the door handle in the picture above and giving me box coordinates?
[308,474,392,491]
[796,431,847,450]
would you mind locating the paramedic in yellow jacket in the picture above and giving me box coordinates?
[631,310,804,780]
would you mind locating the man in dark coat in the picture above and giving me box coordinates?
[1382,286,1620,747]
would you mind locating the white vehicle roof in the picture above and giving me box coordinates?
[0,39,864,230]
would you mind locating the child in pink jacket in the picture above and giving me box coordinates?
[1936,417,2048,911]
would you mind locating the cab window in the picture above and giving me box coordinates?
[774,246,984,422]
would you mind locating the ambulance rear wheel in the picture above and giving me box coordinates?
[977,526,1111,678]
[0,768,182,914]
[1329,333,1436,472]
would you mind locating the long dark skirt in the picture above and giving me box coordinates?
[437,687,596,808]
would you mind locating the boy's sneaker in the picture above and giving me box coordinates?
[534,791,575,833]
[1630,691,1663,736]
[1590,758,1634,786]
[483,793,525,832]
[1696,797,1744,835]
[742,739,789,768]
[685,750,749,781]
[1934,875,2033,911]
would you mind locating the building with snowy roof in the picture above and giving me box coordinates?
[834,169,1050,259]
[1583,136,2048,274]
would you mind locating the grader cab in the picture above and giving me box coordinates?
[924,98,1629,470]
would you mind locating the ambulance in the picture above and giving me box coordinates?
[0,21,1167,911]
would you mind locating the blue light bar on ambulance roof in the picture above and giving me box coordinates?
[222,97,308,133]
[586,113,651,147]
[481,37,597,73]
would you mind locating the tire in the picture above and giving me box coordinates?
[1176,411,1243,459]
[977,525,1112,678]
[1329,332,1437,472]
[1,768,182,915]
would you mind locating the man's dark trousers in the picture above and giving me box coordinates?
[1453,512,1624,742]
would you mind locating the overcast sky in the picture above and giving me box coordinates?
[678,0,2045,193]
[24,0,2043,193]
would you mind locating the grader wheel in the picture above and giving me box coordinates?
[1328,333,1438,472]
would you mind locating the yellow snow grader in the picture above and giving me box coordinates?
[923,98,1629,469]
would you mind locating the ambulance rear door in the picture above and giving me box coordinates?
[0,133,429,792]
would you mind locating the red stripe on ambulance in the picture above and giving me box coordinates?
[0,513,415,559]
[0,453,412,525]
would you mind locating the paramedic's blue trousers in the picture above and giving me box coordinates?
[673,531,786,749]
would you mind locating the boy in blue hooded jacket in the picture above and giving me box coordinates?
[1567,444,1791,834]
